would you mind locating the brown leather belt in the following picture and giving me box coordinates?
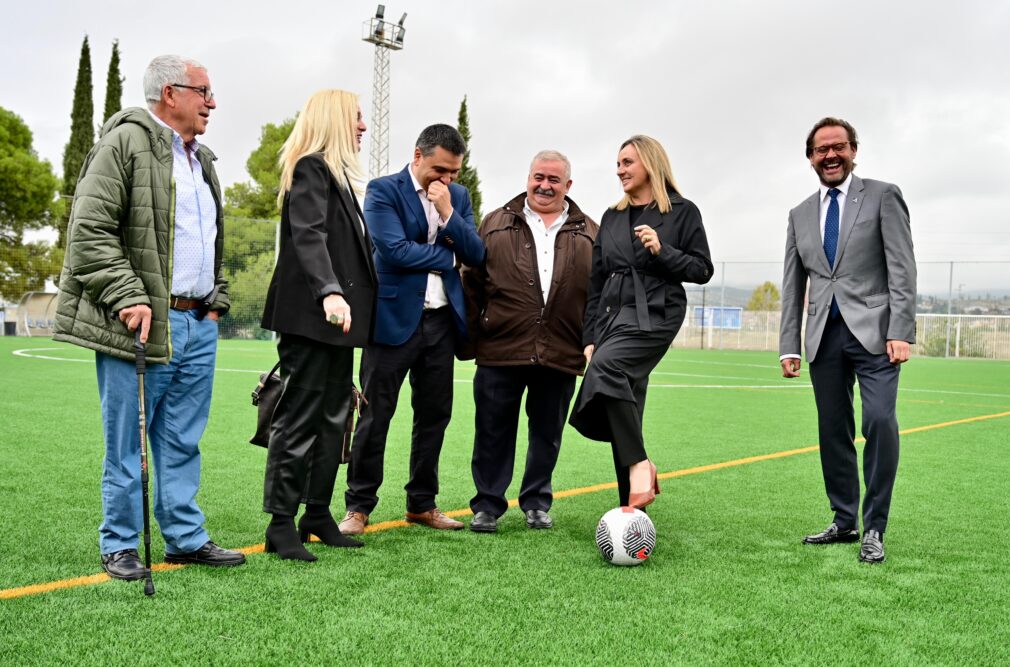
[169,295,202,311]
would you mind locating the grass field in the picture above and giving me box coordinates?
[1,336,1009,665]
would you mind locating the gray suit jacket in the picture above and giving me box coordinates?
[779,174,916,362]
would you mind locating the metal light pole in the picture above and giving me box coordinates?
[362,5,406,179]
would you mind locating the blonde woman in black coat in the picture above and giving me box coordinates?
[260,89,377,560]
[569,135,713,510]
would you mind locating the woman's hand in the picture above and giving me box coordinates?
[583,344,595,365]
[323,293,352,334]
[634,225,662,256]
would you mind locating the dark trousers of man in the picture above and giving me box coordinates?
[263,334,353,515]
[344,307,455,515]
[470,365,576,517]
[809,316,901,534]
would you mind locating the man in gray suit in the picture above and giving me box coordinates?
[780,117,916,564]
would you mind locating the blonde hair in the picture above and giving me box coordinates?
[613,135,681,214]
[278,89,365,206]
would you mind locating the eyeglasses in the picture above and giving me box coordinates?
[812,142,850,156]
[171,84,214,103]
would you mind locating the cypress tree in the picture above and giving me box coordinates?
[102,40,124,124]
[59,35,94,248]
[455,95,483,225]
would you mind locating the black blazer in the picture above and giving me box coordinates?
[261,153,377,347]
[584,192,713,343]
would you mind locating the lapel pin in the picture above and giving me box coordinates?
[852,197,858,203]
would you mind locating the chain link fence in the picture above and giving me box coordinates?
[3,224,1009,359]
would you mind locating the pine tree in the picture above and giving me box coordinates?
[59,35,94,248]
[102,40,124,124]
[455,96,483,225]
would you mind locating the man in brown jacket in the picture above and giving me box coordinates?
[461,150,598,532]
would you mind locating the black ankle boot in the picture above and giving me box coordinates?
[265,514,317,561]
[300,505,364,548]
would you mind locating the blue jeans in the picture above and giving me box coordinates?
[95,309,217,555]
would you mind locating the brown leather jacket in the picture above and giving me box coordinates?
[460,193,598,375]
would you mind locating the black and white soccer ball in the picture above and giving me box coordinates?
[595,507,656,566]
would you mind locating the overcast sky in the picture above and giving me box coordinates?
[5,0,1009,291]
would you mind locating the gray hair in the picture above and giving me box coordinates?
[143,55,206,108]
[530,150,571,180]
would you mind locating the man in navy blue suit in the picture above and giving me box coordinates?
[340,124,486,534]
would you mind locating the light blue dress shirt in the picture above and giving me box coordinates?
[149,111,218,298]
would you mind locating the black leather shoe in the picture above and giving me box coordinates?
[164,541,246,567]
[859,530,886,563]
[802,522,859,545]
[525,509,553,529]
[469,511,497,533]
[101,549,146,581]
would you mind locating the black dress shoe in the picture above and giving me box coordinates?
[164,541,246,567]
[859,530,886,564]
[802,522,859,545]
[470,511,498,533]
[298,512,364,548]
[101,549,146,581]
[525,509,553,529]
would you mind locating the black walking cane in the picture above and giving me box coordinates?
[134,330,156,596]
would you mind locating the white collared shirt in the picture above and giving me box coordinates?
[818,173,853,242]
[523,199,569,303]
[409,165,449,309]
[147,110,217,298]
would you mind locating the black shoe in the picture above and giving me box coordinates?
[101,549,146,581]
[164,541,246,567]
[470,511,498,533]
[859,530,886,564]
[525,509,553,530]
[802,522,859,545]
[298,512,363,548]
[265,517,317,562]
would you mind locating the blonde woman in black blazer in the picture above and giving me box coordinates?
[260,89,377,560]
[569,135,713,510]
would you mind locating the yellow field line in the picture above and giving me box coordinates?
[4,409,1009,601]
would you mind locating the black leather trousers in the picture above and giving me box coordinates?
[263,334,353,515]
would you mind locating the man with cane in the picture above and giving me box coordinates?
[54,54,245,584]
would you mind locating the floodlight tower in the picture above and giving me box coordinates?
[362,5,406,179]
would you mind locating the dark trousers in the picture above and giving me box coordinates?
[263,334,353,515]
[809,317,901,534]
[344,308,455,515]
[604,399,649,507]
[469,365,576,517]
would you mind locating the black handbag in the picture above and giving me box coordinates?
[250,361,282,447]
[250,362,367,465]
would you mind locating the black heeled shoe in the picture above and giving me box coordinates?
[265,515,317,561]
[299,508,364,548]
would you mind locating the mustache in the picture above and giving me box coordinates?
[534,187,555,196]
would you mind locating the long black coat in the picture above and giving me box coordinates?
[261,154,377,347]
[569,193,713,441]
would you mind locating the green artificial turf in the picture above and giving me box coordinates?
[1,337,1008,665]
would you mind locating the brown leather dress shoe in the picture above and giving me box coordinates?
[405,508,464,530]
[339,511,369,536]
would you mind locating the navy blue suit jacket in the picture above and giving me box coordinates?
[363,165,485,346]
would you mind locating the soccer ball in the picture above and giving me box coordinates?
[595,507,656,566]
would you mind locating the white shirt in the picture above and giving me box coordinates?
[148,110,217,298]
[523,199,569,303]
[409,165,449,309]
[818,173,853,242]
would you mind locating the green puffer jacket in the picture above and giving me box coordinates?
[53,107,230,364]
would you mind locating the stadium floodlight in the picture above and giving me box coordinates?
[362,4,406,179]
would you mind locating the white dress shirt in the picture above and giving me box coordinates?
[409,165,449,309]
[523,199,569,303]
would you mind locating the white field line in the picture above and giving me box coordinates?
[15,348,1010,399]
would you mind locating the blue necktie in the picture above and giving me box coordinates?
[823,188,841,318]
